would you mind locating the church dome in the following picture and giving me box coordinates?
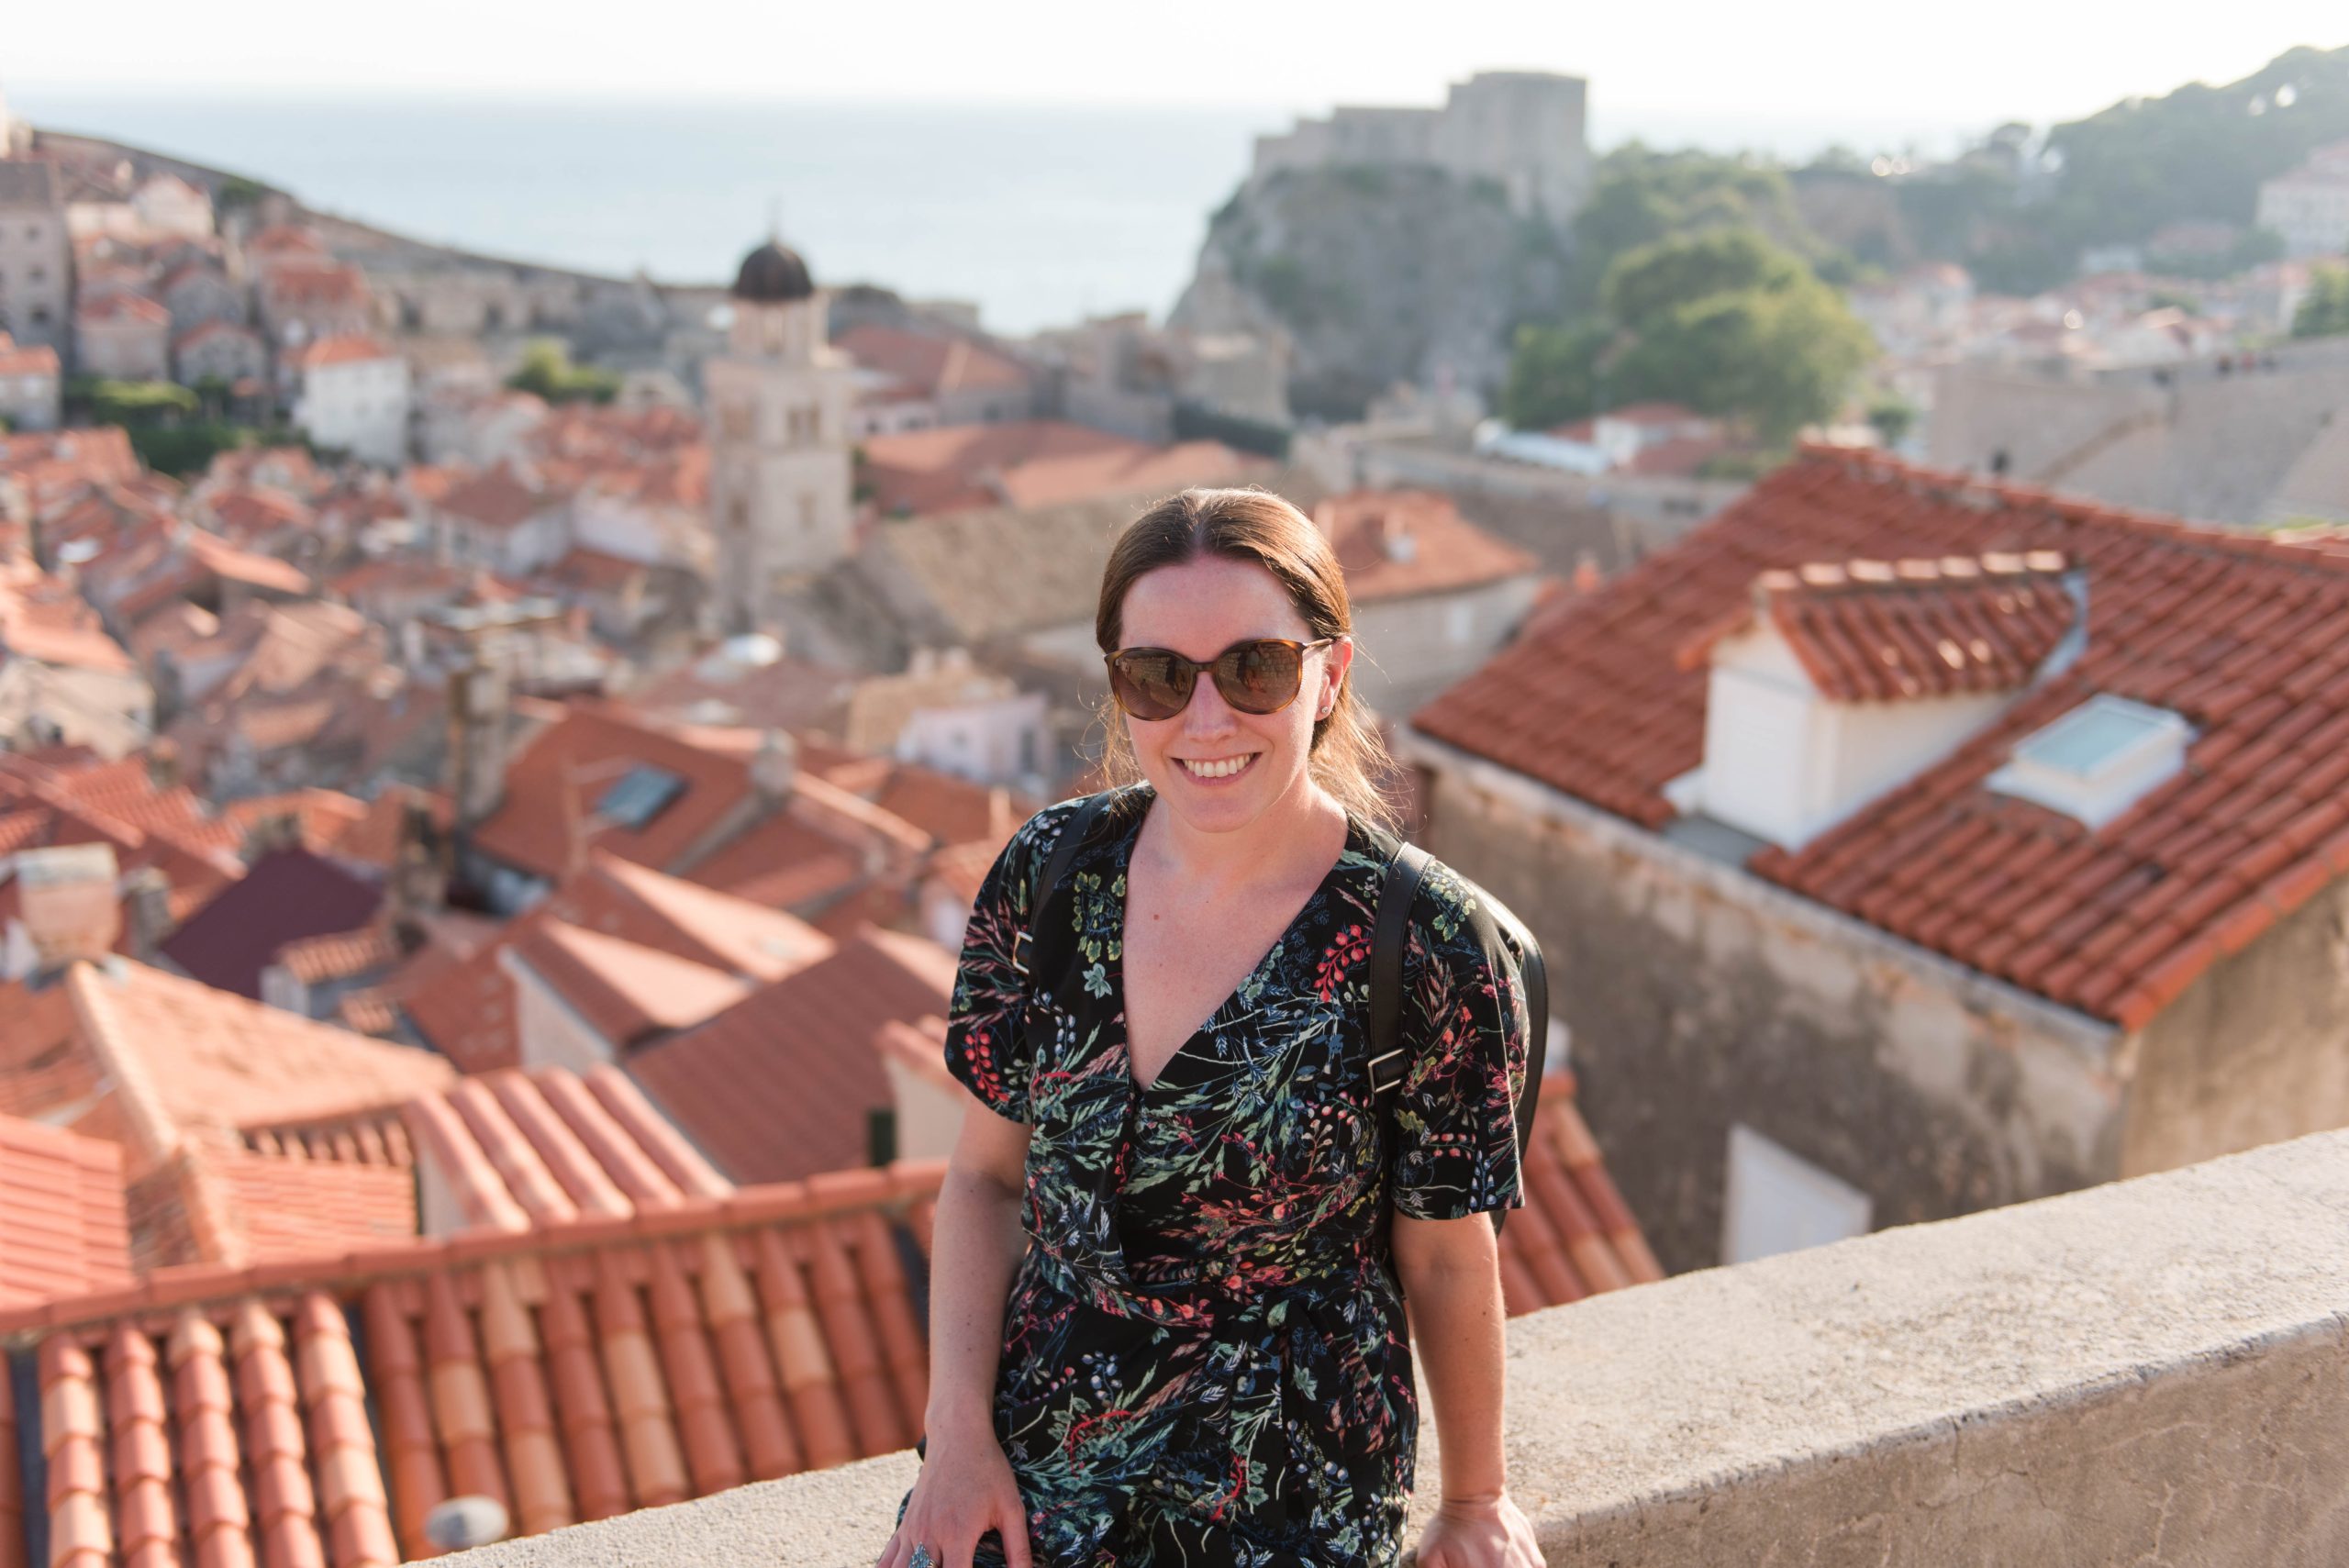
[732,239,815,304]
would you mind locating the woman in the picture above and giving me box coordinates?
[879,487,1544,1568]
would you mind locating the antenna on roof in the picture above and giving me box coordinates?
[767,196,782,241]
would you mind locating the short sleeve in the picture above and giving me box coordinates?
[940,803,1074,1124]
[1388,862,1531,1222]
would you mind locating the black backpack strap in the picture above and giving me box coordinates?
[1011,789,1121,989]
[1367,840,1431,1096]
[1369,839,1550,1238]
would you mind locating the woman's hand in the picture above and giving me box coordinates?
[1414,1490,1545,1568]
[875,1422,1032,1568]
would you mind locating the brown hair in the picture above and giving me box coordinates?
[1094,485,1400,834]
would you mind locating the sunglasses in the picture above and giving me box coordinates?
[1105,637,1340,721]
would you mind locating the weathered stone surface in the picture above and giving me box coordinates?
[436,1126,2349,1567]
[1172,165,1572,421]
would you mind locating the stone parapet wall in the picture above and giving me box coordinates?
[437,1126,2349,1565]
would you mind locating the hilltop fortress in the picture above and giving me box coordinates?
[1247,71,1592,227]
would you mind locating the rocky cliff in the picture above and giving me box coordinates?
[1170,166,1573,422]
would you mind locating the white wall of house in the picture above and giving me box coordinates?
[881,1056,968,1163]
[1698,623,2009,850]
[897,692,1050,788]
[76,317,171,382]
[502,951,619,1075]
[0,366,59,429]
[293,355,411,466]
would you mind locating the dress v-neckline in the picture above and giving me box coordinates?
[1109,789,1361,1095]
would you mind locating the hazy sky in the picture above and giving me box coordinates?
[11,2,2345,128]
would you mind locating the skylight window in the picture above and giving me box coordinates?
[595,765,686,831]
[1987,695,2194,829]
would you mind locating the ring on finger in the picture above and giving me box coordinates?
[907,1546,936,1568]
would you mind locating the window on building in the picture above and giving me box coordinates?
[728,497,749,533]
[720,402,751,442]
[797,494,816,534]
[1721,1124,1872,1264]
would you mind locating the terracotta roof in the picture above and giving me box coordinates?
[259,261,367,308]
[287,334,395,371]
[221,786,373,858]
[181,529,314,596]
[0,960,455,1158]
[507,919,751,1047]
[276,924,403,985]
[0,1115,131,1310]
[858,419,1268,517]
[835,324,1033,399]
[0,336,59,378]
[1314,489,1542,604]
[327,784,451,872]
[1414,444,2349,1029]
[74,292,170,328]
[247,224,328,256]
[871,765,1022,851]
[0,1159,945,1565]
[399,1066,734,1234]
[470,704,754,884]
[157,849,385,999]
[0,429,139,506]
[542,546,649,594]
[403,853,834,1073]
[171,318,261,354]
[1680,550,2081,702]
[580,851,835,981]
[679,812,867,914]
[1497,1069,1666,1315]
[438,466,556,533]
[628,929,956,1184]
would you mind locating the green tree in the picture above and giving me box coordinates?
[2294,266,2349,339]
[506,338,620,405]
[1866,395,1919,446]
[1588,230,1877,444]
[1499,320,1615,428]
[1600,229,1803,333]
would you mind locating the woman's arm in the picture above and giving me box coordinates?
[1392,1211,1508,1501]
[922,1102,1031,1441]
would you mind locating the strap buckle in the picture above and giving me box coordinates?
[1010,929,1031,977]
[1366,1047,1403,1094]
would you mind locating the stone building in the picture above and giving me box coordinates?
[1249,70,1593,226]
[2254,139,2349,259]
[1405,443,2349,1273]
[705,238,855,631]
[72,292,171,381]
[0,161,70,351]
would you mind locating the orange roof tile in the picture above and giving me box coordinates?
[0,1159,946,1564]
[858,419,1268,517]
[287,334,395,371]
[1313,489,1542,604]
[400,1066,733,1234]
[834,324,1033,398]
[1414,444,2349,1028]
[507,920,751,1047]
[438,466,556,533]
[1681,551,2081,702]
[26,959,455,1157]
[401,853,834,1073]
[628,929,955,1184]
[469,704,755,884]
[1497,1069,1667,1316]
[0,1116,131,1310]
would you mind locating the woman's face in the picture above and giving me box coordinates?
[1113,554,1353,834]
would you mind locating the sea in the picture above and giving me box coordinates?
[12,89,1986,337]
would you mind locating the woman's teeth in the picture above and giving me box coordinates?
[1181,755,1255,780]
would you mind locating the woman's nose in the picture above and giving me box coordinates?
[1181,672,1240,735]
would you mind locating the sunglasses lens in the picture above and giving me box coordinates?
[1215,640,1304,714]
[1110,651,1190,720]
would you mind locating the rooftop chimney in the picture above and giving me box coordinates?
[17,843,122,972]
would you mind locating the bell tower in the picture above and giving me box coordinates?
[707,235,855,633]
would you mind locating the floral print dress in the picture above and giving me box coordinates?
[900,787,1530,1567]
